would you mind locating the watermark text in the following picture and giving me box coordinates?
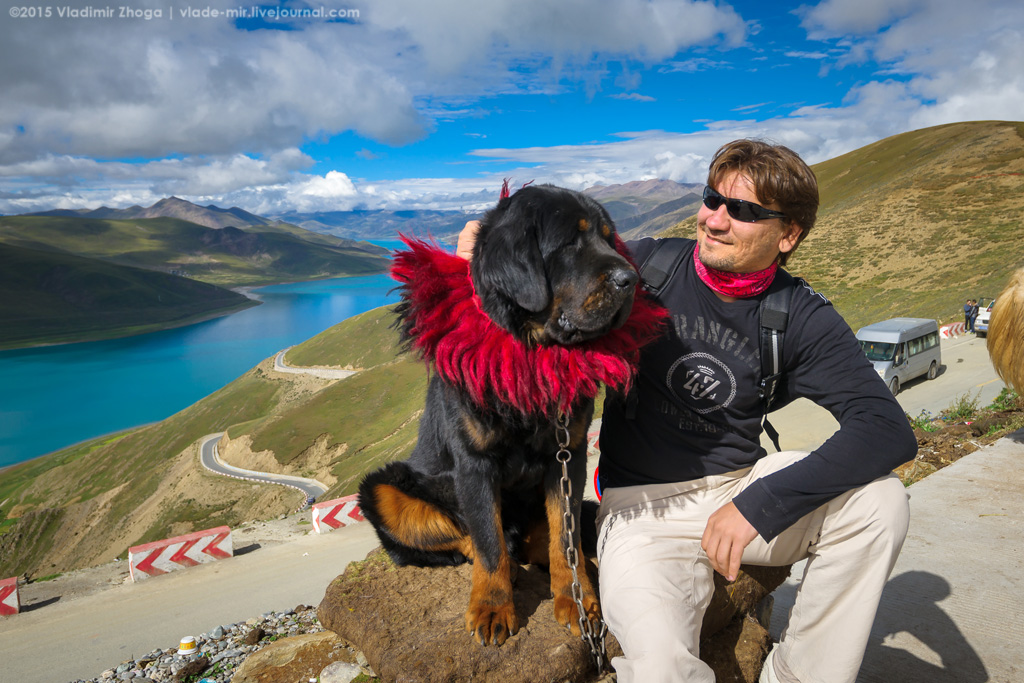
[8,5,361,21]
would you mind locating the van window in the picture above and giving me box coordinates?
[909,331,940,357]
[860,341,896,362]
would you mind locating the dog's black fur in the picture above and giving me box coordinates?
[358,184,637,646]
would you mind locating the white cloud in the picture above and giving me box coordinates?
[2,0,1022,217]
[612,93,657,102]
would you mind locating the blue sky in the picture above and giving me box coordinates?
[1,0,1022,215]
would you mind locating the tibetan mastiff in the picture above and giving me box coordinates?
[358,184,651,647]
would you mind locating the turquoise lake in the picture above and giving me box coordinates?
[0,263,405,469]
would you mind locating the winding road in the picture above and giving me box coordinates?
[197,347,355,505]
[274,347,356,380]
[199,433,328,506]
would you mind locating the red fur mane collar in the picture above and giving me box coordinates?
[391,237,668,416]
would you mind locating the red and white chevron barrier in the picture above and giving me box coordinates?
[0,577,19,616]
[128,526,233,582]
[312,494,364,534]
[940,322,966,339]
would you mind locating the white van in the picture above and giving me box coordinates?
[855,318,941,396]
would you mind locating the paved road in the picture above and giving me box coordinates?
[759,333,1004,453]
[0,524,380,683]
[200,433,328,504]
[273,348,355,380]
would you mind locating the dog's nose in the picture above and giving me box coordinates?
[609,267,638,291]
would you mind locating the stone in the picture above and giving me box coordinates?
[700,615,773,683]
[243,626,265,646]
[319,661,364,683]
[171,656,209,683]
[230,632,355,683]
[318,548,615,683]
[319,547,790,683]
[700,564,792,639]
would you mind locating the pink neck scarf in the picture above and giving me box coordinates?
[693,243,778,299]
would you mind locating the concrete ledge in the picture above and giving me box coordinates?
[128,526,233,582]
[0,577,19,616]
[312,495,364,534]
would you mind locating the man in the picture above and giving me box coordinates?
[965,299,974,332]
[458,139,915,683]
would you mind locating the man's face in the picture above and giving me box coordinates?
[696,171,801,274]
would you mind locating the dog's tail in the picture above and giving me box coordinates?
[989,267,1024,393]
[358,462,469,568]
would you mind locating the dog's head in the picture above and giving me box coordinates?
[470,184,638,346]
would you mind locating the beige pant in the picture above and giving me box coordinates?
[596,450,910,683]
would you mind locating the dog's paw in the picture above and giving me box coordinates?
[465,601,519,646]
[554,592,602,636]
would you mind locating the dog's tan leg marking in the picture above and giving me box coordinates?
[465,507,518,646]
[545,495,601,636]
[521,515,551,565]
[372,484,474,558]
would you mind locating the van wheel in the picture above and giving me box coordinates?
[889,377,900,396]
[927,361,938,380]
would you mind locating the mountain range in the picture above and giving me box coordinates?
[29,196,273,230]
[23,181,704,242]
[0,204,391,347]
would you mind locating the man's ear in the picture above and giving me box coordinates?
[472,220,550,314]
[778,221,803,256]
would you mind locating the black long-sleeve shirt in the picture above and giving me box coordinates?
[599,238,917,540]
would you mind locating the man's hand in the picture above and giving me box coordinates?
[457,220,481,261]
[701,502,759,581]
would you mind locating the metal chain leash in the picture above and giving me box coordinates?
[555,412,609,674]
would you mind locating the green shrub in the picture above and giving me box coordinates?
[941,392,981,422]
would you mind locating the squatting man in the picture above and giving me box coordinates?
[457,138,915,683]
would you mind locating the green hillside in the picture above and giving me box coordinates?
[0,215,390,287]
[661,120,1024,330]
[0,305,425,577]
[0,242,256,348]
[2,120,1023,580]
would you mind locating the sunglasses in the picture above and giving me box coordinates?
[702,186,788,223]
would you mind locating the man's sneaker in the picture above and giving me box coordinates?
[759,646,782,683]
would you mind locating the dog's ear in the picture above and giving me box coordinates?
[471,202,550,326]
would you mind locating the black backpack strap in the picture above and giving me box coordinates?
[638,239,690,296]
[758,270,796,451]
[624,240,691,419]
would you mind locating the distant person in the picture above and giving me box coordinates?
[456,138,915,683]
[964,299,974,332]
[970,299,980,334]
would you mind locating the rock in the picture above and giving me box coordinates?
[319,548,790,683]
[700,565,791,639]
[318,548,613,683]
[320,661,364,683]
[230,632,355,683]
[699,615,773,683]
[243,626,266,646]
[171,656,208,683]
[895,459,938,486]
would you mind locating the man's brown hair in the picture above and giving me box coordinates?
[707,139,819,267]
